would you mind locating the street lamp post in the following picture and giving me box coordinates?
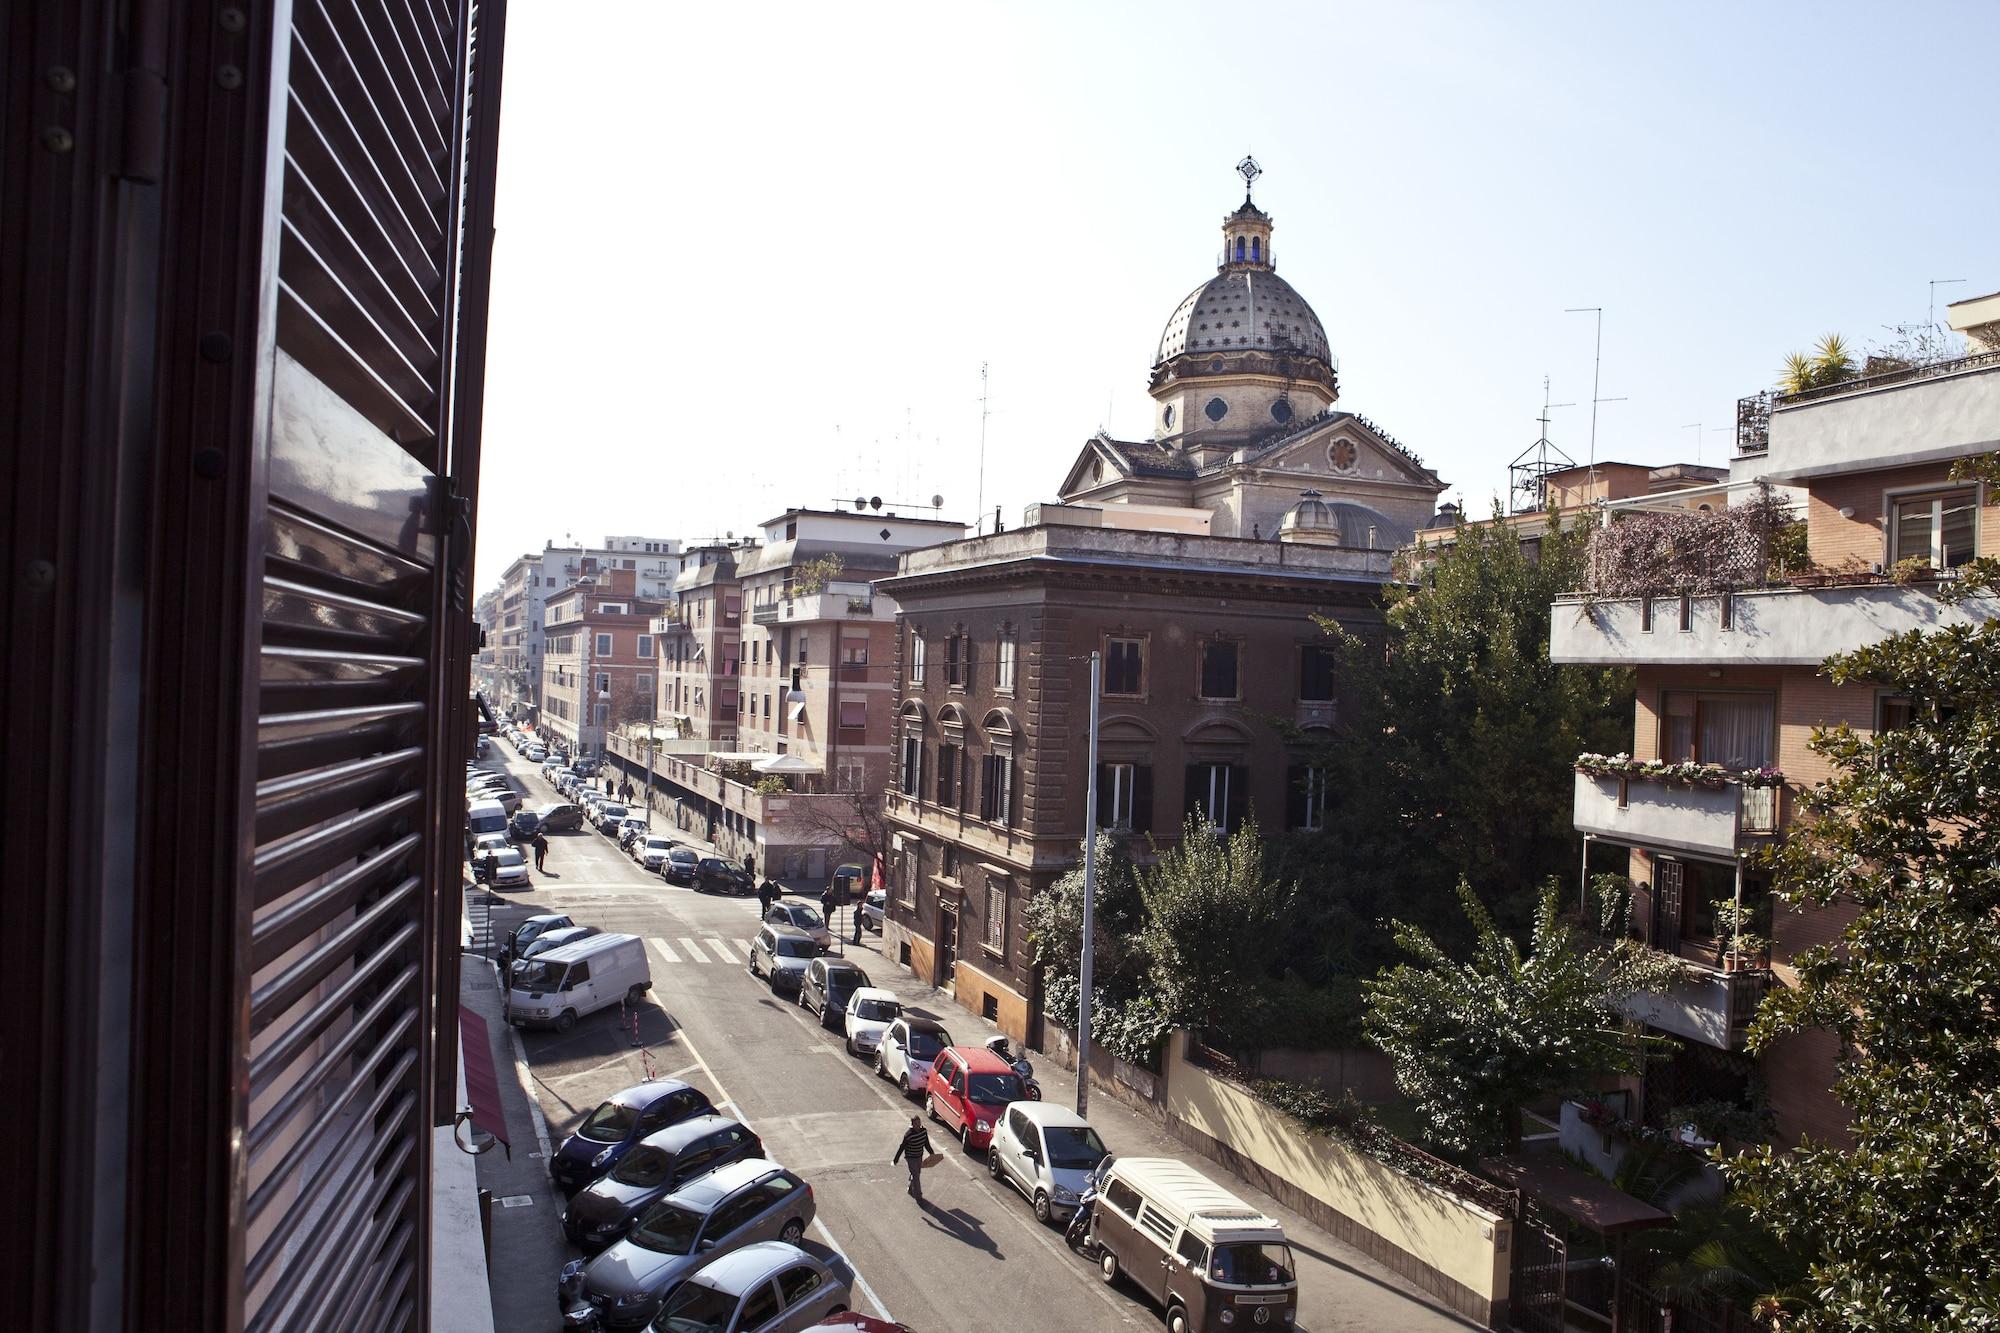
[1076,650,1101,1119]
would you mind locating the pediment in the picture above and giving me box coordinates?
[1252,414,1440,490]
[1056,435,1130,499]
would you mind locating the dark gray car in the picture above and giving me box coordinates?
[651,1241,851,1332]
[558,1157,816,1331]
[561,1114,763,1252]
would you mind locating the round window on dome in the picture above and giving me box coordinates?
[1163,405,1176,428]
[1270,399,1293,424]
[1205,397,1229,423]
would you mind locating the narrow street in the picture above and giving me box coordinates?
[470,746,1475,1332]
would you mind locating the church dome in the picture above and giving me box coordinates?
[1157,269,1331,364]
[1280,491,1410,549]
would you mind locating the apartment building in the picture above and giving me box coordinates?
[1551,304,2000,1148]
[879,502,1397,1043]
[657,540,752,751]
[541,567,667,757]
[495,535,681,717]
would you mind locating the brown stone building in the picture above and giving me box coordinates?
[541,567,666,758]
[877,162,1446,1041]
[1552,300,2000,1148]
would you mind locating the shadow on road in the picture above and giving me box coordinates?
[918,1201,1003,1260]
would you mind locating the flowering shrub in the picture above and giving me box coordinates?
[1575,752,1784,789]
[1584,486,1792,597]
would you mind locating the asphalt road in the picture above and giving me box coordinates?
[470,743,1474,1333]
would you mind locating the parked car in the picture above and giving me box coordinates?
[510,809,542,840]
[649,1241,851,1333]
[474,785,521,815]
[841,987,901,1059]
[482,845,532,890]
[746,925,816,994]
[798,957,870,1031]
[557,1158,816,1332]
[987,1102,1109,1226]
[763,900,833,950]
[634,834,678,872]
[525,744,547,762]
[861,889,886,934]
[696,857,754,896]
[469,831,511,862]
[537,801,586,833]
[562,1113,765,1252]
[874,1016,952,1100]
[594,802,631,834]
[504,912,575,964]
[1085,1157,1298,1330]
[506,933,649,1031]
[660,848,700,885]
[549,1079,717,1195]
[516,923,596,961]
[467,798,509,849]
[923,1045,1028,1152]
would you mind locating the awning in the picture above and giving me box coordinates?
[754,753,820,773]
[459,1004,511,1154]
[1480,1154,1671,1236]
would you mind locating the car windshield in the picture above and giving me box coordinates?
[646,838,673,850]
[655,1280,737,1332]
[610,1145,673,1187]
[626,1202,703,1255]
[1210,1242,1296,1286]
[788,905,824,928]
[906,1029,947,1060]
[494,848,525,867]
[967,1073,1025,1105]
[1043,1126,1109,1169]
[511,960,561,992]
[776,937,816,959]
[576,1099,639,1143]
[601,805,628,819]
[852,998,899,1022]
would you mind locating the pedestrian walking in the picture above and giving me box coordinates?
[757,879,775,919]
[891,1114,935,1203]
[851,894,865,945]
[532,831,549,872]
[743,850,757,881]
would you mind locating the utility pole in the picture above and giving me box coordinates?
[975,362,990,534]
[1076,650,1101,1119]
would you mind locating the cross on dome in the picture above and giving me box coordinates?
[1236,154,1262,200]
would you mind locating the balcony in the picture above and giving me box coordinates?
[756,592,887,625]
[1618,960,1769,1050]
[1573,769,1778,861]
[1762,348,2000,483]
[1552,583,2000,666]
[751,603,780,625]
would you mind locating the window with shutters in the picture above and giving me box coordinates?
[1186,762,1244,833]
[996,634,1017,693]
[946,632,968,688]
[1286,764,1328,831]
[936,742,961,808]
[838,698,866,738]
[985,879,1007,951]
[1199,641,1240,700]
[909,631,926,684]
[979,753,1014,826]
[1096,763,1152,832]
[1300,644,1337,701]
[900,734,923,796]
[1104,637,1145,696]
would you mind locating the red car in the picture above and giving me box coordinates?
[923,1045,1030,1152]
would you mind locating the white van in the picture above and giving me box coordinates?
[507,933,651,1031]
[467,797,509,845]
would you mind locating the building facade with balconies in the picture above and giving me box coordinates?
[540,567,666,757]
[1553,320,2000,1149]
[657,541,750,752]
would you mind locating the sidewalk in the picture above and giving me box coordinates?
[832,924,1480,1332]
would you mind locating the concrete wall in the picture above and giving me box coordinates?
[1765,363,2000,482]
[1162,1033,1513,1327]
[1551,586,2000,666]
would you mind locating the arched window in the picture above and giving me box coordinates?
[1250,237,1261,263]
[1234,236,1246,263]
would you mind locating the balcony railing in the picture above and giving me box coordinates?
[1619,959,1770,1050]
[1774,347,2000,407]
[1572,766,1782,859]
[1735,390,1772,455]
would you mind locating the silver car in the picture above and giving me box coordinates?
[987,1101,1110,1225]
[762,900,833,951]
[650,1241,851,1333]
[561,1113,763,1253]
[746,925,816,994]
[558,1157,816,1332]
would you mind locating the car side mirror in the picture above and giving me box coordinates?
[698,1237,717,1251]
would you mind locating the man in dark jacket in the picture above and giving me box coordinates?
[531,831,549,872]
[891,1114,934,1203]
[757,878,776,919]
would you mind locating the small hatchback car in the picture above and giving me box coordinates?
[798,957,870,1030]
[747,925,817,994]
[924,1046,1029,1152]
[562,1113,763,1252]
[549,1080,717,1196]
[874,1016,953,1101]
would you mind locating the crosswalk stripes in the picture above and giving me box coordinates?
[678,937,708,963]
[734,939,752,954]
[703,938,739,965]
[653,937,680,963]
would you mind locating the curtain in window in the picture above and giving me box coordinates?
[1699,696,1773,770]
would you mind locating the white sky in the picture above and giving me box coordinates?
[474,0,2000,589]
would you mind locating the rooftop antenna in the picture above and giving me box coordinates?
[1683,421,1705,467]
[1508,376,1574,514]
[1565,306,1626,487]
[1930,278,1967,329]
[975,362,990,533]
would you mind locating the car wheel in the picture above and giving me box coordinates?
[874,1051,887,1080]
[555,1009,576,1032]
[926,1093,940,1123]
[1098,1250,1120,1285]
[1033,1190,1053,1225]
[959,1124,972,1153]
[625,984,646,1005]
[901,1070,915,1099]
[1167,1305,1190,1333]
[779,1218,805,1244]
[987,1147,1003,1180]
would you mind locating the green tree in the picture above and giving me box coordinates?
[1726,620,2000,1330]
[1137,816,1294,1038]
[1364,879,1677,1153]
[1025,834,1168,1066]
[1779,333,1856,394]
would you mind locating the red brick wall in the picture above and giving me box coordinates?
[1805,462,1987,570]
[1759,1024,1850,1149]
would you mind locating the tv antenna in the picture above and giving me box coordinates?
[975,362,990,529]
[1508,377,1574,514]
[1929,278,1966,329]
[1683,421,1707,467]
[1565,306,1627,484]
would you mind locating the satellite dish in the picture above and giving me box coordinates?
[869,496,882,511]
[854,496,866,510]
[726,531,734,540]
[931,494,944,509]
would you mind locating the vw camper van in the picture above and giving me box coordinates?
[1089,1157,1297,1331]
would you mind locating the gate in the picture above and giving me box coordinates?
[1510,1202,1568,1333]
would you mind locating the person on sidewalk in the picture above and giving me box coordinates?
[757,878,776,919]
[891,1114,934,1203]
[531,831,549,872]
[851,897,865,946]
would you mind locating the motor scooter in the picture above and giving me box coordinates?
[983,1034,1042,1100]
[556,1260,600,1330]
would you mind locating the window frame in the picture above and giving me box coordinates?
[984,878,1007,953]
[595,632,614,657]
[909,630,926,684]
[1298,643,1337,702]
[996,634,1018,694]
[1103,635,1146,698]
[1198,638,1241,702]
[1886,484,1979,570]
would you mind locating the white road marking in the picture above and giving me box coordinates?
[504,1007,555,1161]
[678,937,708,963]
[664,1020,894,1324]
[703,937,740,965]
[653,937,681,963]
[734,938,754,952]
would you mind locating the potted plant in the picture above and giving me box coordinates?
[1712,897,1769,972]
